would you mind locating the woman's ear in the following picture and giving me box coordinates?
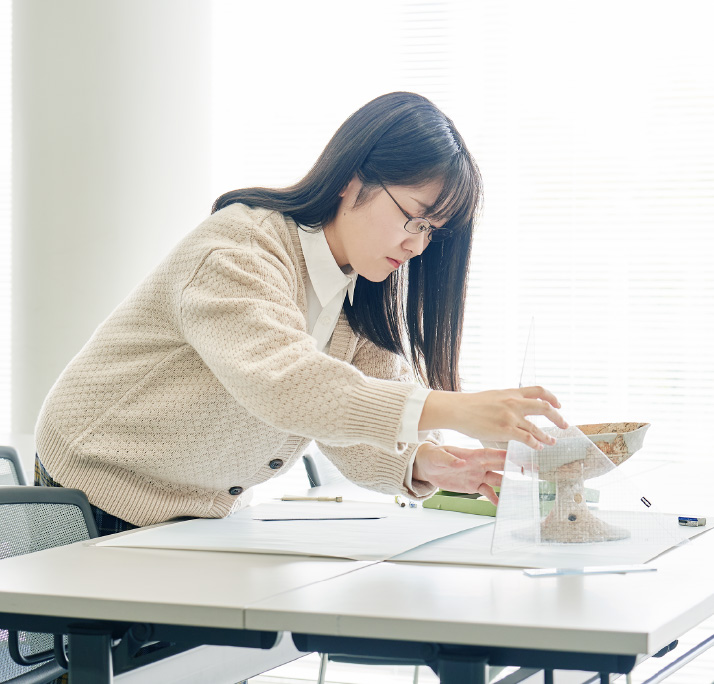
[339,175,361,199]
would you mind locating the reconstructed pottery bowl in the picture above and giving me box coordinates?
[576,422,650,466]
[482,422,650,467]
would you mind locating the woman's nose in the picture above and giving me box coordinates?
[403,231,429,256]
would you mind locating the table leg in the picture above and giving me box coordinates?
[437,654,488,684]
[68,632,113,683]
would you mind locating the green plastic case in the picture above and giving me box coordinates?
[423,483,600,517]
[423,489,499,516]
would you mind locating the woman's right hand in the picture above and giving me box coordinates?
[419,386,569,450]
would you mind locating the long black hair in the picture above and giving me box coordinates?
[212,92,483,392]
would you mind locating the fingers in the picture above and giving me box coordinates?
[519,385,562,409]
[482,470,503,488]
[437,449,468,468]
[421,445,506,499]
[424,447,467,473]
[517,418,557,447]
[447,447,506,458]
[444,446,506,470]
[513,427,547,450]
[521,398,569,430]
[477,483,499,506]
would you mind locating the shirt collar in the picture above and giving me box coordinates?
[298,226,357,306]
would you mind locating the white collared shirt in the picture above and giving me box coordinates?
[297,226,431,453]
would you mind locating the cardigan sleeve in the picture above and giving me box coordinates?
[179,227,415,453]
[316,336,441,499]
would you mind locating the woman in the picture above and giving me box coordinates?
[35,92,567,534]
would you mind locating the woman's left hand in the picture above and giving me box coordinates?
[413,443,506,505]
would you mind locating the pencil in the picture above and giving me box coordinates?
[281,495,343,502]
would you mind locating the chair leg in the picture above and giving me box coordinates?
[317,652,328,684]
[413,664,420,683]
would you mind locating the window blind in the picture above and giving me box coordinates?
[447,0,714,462]
[212,0,711,463]
[209,0,714,462]
[3,1,711,454]
[0,0,714,459]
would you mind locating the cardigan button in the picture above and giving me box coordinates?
[228,486,243,495]
[269,459,284,470]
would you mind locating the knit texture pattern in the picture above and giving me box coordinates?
[36,205,438,526]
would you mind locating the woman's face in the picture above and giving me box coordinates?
[323,177,446,282]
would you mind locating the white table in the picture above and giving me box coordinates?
[1,519,713,683]
[0,538,374,683]
[247,531,714,682]
[3,444,713,683]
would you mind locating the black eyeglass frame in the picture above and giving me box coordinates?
[380,184,453,243]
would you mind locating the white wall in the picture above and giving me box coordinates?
[12,0,213,432]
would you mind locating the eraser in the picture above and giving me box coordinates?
[678,516,706,527]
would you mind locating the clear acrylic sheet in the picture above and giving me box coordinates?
[491,425,691,566]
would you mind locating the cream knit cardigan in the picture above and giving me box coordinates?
[36,204,438,526]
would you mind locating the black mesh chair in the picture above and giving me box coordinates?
[0,486,242,682]
[0,486,98,683]
[0,447,27,486]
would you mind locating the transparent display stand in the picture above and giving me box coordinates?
[491,423,690,564]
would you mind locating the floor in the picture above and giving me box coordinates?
[251,653,437,683]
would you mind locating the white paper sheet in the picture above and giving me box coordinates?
[391,514,712,568]
[97,500,493,561]
[245,500,387,520]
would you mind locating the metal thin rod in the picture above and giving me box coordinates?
[493,669,541,684]
[317,652,328,684]
[639,632,714,684]
[518,317,535,389]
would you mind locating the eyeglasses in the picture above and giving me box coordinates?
[380,184,453,243]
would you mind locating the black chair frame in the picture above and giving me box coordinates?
[1,486,99,679]
[1,486,202,681]
[0,447,27,486]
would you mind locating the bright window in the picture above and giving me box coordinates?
[212,0,714,462]
[4,1,713,461]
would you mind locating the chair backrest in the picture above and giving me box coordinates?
[0,486,98,683]
[0,447,26,486]
[302,448,344,488]
[0,486,99,558]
